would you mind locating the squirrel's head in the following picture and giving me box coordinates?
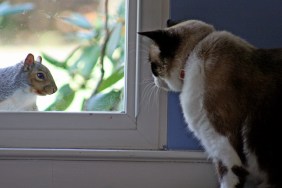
[24,53,58,96]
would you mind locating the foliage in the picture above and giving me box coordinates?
[0,1,34,16]
[44,1,125,111]
[0,1,34,24]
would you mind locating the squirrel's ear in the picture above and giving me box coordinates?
[24,53,35,71]
[36,56,42,64]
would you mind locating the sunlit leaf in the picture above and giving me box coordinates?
[42,1,126,112]
[45,84,75,111]
[75,45,100,78]
[106,22,123,56]
[60,13,92,30]
[75,31,96,40]
[65,31,97,41]
[117,1,126,18]
[97,66,124,92]
[0,1,34,16]
[86,90,121,111]
[42,53,66,69]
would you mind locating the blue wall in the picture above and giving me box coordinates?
[167,0,282,150]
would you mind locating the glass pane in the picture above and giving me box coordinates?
[0,0,125,112]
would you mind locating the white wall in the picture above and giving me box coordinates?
[0,150,218,188]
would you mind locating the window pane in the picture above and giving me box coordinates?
[0,0,169,149]
[0,0,125,112]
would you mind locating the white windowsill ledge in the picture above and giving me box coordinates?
[0,148,209,163]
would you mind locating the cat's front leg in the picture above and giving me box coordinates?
[181,99,248,187]
[181,93,247,187]
[180,94,248,187]
[180,57,249,188]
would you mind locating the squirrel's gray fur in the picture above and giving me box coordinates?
[0,62,30,102]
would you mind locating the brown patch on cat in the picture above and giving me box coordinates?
[199,31,257,161]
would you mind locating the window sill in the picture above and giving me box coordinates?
[0,148,218,188]
[0,148,208,162]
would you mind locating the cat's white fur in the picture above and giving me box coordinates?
[155,50,244,187]
[180,53,243,188]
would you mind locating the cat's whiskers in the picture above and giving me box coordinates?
[127,41,149,58]
[140,79,160,108]
[140,80,154,103]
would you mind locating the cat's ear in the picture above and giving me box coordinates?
[138,30,166,45]
[24,53,35,71]
[138,30,179,57]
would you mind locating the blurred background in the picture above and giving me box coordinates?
[0,0,125,112]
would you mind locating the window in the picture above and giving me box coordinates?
[0,0,169,150]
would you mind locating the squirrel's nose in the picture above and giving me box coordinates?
[52,86,57,94]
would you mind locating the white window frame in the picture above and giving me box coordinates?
[0,0,169,150]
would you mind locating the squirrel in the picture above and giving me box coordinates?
[0,53,57,111]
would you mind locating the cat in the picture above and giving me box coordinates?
[139,19,282,188]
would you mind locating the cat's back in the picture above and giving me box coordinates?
[195,30,255,62]
[254,48,282,76]
[196,31,282,79]
[193,31,282,97]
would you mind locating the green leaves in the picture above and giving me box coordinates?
[75,45,100,78]
[61,13,92,30]
[45,84,75,111]
[42,53,67,69]
[107,22,123,57]
[43,1,125,111]
[97,66,124,93]
[86,90,122,111]
[0,1,34,17]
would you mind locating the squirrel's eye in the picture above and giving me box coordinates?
[37,72,45,80]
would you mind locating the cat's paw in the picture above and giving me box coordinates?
[220,165,248,188]
[220,173,239,188]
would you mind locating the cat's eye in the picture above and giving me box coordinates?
[37,72,45,80]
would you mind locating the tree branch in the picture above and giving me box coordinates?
[85,0,112,107]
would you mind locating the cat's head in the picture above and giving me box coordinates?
[139,19,215,92]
